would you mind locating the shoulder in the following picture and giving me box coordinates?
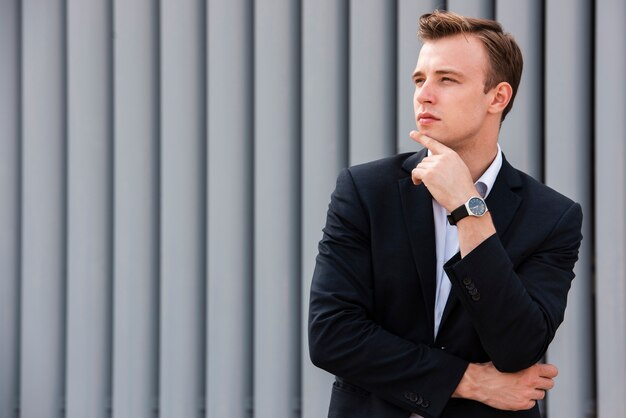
[343,152,419,189]
[514,167,577,208]
[328,152,418,212]
[504,162,582,228]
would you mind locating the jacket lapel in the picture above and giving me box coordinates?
[484,156,523,238]
[437,155,523,333]
[398,150,437,340]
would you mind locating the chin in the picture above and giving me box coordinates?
[417,126,443,141]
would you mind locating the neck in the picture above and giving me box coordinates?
[453,121,501,181]
[457,143,499,182]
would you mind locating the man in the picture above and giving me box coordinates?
[308,10,582,418]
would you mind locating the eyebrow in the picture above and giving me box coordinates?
[412,69,465,80]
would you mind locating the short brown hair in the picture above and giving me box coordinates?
[418,10,523,122]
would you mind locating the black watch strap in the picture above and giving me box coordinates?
[447,205,469,225]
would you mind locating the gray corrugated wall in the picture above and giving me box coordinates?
[0,0,624,417]
[544,1,594,416]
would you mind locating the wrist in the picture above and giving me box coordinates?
[456,212,496,256]
[448,188,480,213]
[447,193,488,226]
[452,363,480,399]
[453,363,487,403]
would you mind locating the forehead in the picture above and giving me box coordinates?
[415,34,488,77]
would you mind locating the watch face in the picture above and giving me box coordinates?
[468,197,487,216]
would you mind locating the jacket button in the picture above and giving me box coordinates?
[471,293,481,301]
[462,277,472,285]
[421,399,430,408]
[468,288,479,296]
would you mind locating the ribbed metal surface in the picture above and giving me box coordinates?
[254,0,302,416]
[207,0,253,416]
[595,0,626,415]
[20,1,67,417]
[544,1,595,416]
[159,0,206,416]
[496,0,543,179]
[65,0,112,417]
[0,1,622,417]
[301,0,348,417]
[111,0,159,416]
[0,1,20,417]
[349,0,397,164]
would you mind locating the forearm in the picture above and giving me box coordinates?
[444,236,552,370]
[456,211,496,257]
[309,275,468,415]
[453,362,557,411]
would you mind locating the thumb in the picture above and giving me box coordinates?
[410,130,449,155]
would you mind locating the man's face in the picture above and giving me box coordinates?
[412,34,495,149]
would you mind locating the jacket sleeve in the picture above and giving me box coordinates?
[443,202,583,372]
[308,168,467,418]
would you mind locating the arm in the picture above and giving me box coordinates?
[444,204,582,371]
[309,168,467,417]
[453,362,558,411]
[411,131,583,371]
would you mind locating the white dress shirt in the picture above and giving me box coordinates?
[409,145,502,418]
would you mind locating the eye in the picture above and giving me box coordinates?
[414,77,425,86]
[441,77,457,83]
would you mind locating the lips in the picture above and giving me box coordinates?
[417,112,440,124]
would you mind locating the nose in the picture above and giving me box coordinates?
[414,80,434,105]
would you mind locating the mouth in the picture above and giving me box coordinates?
[417,112,440,125]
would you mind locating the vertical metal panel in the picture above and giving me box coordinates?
[349,0,397,164]
[545,1,594,417]
[0,1,20,417]
[496,0,542,179]
[65,1,112,416]
[159,0,206,416]
[254,0,301,416]
[20,1,66,417]
[595,0,626,415]
[446,0,493,18]
[112,0,159,417]
[301,1,348,417]
[206,0,253,417]
[397,0,444,154]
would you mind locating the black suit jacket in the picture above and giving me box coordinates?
[308,150,583,418]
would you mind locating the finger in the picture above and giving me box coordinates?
[537,363,558,378]
[409,130,450,155]
[533,389,546,400]
[411,168,423,186]
[522,400,537,411]
[535,377,555,391]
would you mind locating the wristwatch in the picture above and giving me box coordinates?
[447,196,488,225]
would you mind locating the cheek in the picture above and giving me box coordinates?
[457,93,488,119]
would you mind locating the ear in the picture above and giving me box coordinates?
[487,81,513,115]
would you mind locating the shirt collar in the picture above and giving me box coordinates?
[426,144,502,199]
[475,144,502,198]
